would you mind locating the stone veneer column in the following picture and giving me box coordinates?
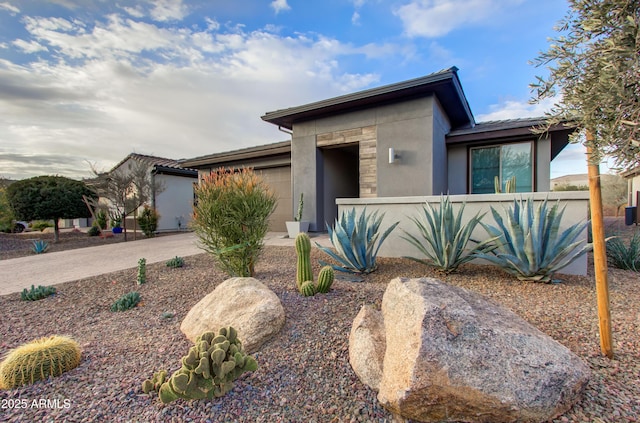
[316,125,377,198]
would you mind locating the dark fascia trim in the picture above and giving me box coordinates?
[180,140,291,169]
[261,67,475,130]
[152,165,198,178]
[446,120,576,145]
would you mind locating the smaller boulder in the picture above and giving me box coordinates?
[180,277,285,353]
[349,305,386,391]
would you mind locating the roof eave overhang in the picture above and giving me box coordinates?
[261,67,474,130]
[181,141,291,169]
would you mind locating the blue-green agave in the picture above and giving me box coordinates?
[402,195,497,273]
[606,232,640,271]
[316,207,399,274]
[476,196,591,282]
[31,240,49,254]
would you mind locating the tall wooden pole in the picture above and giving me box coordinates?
[586,133,614,358]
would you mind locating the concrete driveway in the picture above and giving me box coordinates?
[0,232,331,296]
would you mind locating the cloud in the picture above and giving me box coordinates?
[148,0,188,22]
[0,2,19,14]
[0,12,385,180]
[394,0,523,38]
[270,0,291,14]
[12,39,48,54]
[119,4,146,19]
[476,96,559,122]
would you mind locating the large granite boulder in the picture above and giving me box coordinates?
[349,277,590,423]
[180,277,285,353]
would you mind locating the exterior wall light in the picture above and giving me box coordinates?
[389,148,400,164]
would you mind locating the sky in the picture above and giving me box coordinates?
[0,0,609,181]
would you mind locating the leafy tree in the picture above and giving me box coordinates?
[6,176,97,242]
[0,179,16,233]
[531,0,639,358]
[601,174,628,216]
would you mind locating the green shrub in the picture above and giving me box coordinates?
[30,220,53,232]
[111,291,141,312]
[402,195,496,273]
[191,168,277,277]
[137,206,159,237]
[317,207,399,274]
[31,239,49,254]
[166,256,185,268]
[95,209,108,229]
[142,327,257,404]
[87,225,101,237]
[475,197,591,282]
[606,232,640,271]
[21,284,57,301]
[0,335,82,389]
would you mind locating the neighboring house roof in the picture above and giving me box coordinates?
[180,140,291,169]
[111,153,198,178]
[261,67,474,131]
[621,166,640,179]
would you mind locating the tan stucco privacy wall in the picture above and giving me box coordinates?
[337,191,591,276]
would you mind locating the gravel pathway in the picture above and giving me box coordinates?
[0,244,639,422]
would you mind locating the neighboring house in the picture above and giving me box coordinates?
[622,166,640,223]
[106,153,198,232]
[551,174,590,190]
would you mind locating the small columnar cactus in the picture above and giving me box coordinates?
[316,266,334,294]
[0,335,82,389]
[137,258,147,285]
[295,232,313,289]
[300,281,316,297]
[142,327,258,404]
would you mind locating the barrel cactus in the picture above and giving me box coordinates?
[142,326,257,404]
[295,232,313,289]
[0,335,82,389]
[300,281,316,297]
[316,266,334,293]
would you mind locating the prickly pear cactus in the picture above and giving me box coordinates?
[142,326,257,404]
[300,280,316,297]
[295,232,313,289]
[316,266,334,294]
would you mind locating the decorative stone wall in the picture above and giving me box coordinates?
[316,125,377,198]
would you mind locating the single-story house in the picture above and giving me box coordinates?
[184,67,576,230]
[103,153,198,232]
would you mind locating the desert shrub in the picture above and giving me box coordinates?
[30,220,53,232]
[475,196,591,282]
[111,291,141,312]
[95,209,108,229]
[142,327,257,404]
[606,232,640,271]
[316,207,398,274]
[137,206,159,237]
[191,168,277,277]
[21,284,57,301]
[0,335,81,389]
[87,224,101,237]
[166,256,184,268]
[402,195,497,274]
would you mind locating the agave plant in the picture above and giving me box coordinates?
[402,195,497,273]
[31,239,49,254]
[606,231,640,271]
[475,196,591,282]
[316,208,399,274]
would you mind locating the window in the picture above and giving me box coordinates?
[470,142,533,193]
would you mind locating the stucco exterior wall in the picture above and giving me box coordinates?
[291,96,443,231]
[154,173,196,232]
[337,192,590,276]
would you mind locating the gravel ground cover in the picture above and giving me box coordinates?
[0,227,639,422]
